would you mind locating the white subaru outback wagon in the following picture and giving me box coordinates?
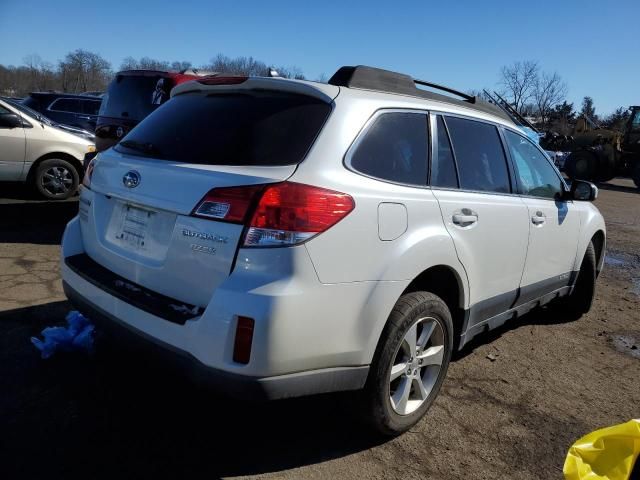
[61,66,605,435]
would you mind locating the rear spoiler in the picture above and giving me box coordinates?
[171,77,340,104]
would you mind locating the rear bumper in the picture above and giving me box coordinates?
[64,280,368,400]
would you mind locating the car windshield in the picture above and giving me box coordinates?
[7,99,54,125]
[114,91,332,166]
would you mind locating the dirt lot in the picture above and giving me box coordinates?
[1,180,638,479]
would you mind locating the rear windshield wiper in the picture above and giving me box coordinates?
[119,140,161,156]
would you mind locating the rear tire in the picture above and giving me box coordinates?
[558,242,597,319]
[34,158,80,200]
[363,291,453,436]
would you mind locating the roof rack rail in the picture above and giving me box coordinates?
[414,78,476,103]
[328,65,511,122]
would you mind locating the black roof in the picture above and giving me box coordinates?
[328,65,512,122]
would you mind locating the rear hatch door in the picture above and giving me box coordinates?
[82,87,333,309]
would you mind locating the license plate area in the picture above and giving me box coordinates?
[105,200,176,262]
[116,204,152,250]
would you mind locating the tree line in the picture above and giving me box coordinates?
[0,51,632,135]
[0,49,307,98]
[492,60,631,134]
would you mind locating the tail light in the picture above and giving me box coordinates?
[82,158,96,188]
[191,182,355,247]
[245,183,354,246]
[192,185,263,223]
[197,76,248,86]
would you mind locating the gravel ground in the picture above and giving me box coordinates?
[1,180,638,479]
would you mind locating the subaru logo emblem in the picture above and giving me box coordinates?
[123,170,140,188]
[116,126,124,138]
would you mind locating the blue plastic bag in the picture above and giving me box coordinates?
[31,311,95,359]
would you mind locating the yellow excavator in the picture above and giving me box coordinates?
[542,106,640,188]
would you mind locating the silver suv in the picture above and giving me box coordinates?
[61,66,605,435]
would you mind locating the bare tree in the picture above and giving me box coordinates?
[533,72,567,126]
[59,49,111,92]
[499,60,539,114]
[205,54,305,78]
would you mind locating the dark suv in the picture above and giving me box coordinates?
[95,69,213,152]
[23,93,102,132]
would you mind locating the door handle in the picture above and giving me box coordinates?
[452,210,478,227]
[532,211,546,225]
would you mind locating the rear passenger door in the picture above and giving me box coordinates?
[503,129,580,299]
[430,114,529,322]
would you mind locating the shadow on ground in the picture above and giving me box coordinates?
[0,189,77,244]
[0,296,590,479]
[0,301,384,479]
[597,180,639,195]
[456,303,579,360]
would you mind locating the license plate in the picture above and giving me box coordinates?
[115,204,153,250]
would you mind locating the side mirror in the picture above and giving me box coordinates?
[0,112,23,129]
[570,179,598,201]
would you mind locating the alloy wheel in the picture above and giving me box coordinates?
[41,165,73,196]
[388,316,445,415]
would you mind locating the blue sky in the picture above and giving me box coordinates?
[1,0,638,115]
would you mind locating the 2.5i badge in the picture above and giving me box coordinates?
[191,244,216,255]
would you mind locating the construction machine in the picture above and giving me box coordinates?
[541,106,640,188]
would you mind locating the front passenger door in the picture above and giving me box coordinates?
[503,129,581,301]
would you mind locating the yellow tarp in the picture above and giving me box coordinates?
[564,419,640,480]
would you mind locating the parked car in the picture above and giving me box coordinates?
[61,66,605,435]
[95,69,214,152]
[22,92,102,132]
[4,98,95,142]
[0,98,96,199]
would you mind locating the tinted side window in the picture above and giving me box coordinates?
[432,116,458,188]
[50,98,82,113]
[505,130,563,199]
[445,116,511,193]
[350,112,428,186]
[82,100,101,115]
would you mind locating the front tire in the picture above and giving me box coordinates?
[632,163,640,189]
[34,158,80,200]
[559,242,597,318]
[363,291,453,436]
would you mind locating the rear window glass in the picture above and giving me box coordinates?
[444,116,511,194]
[115,92,332,166]
[349,112,428,186]
[99,75,170,121]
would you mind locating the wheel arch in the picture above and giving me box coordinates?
[26,152,84,184]
[401,265,467,346]
[591,229,606,275]
[363,263,469,365]
[573,204,606,276]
